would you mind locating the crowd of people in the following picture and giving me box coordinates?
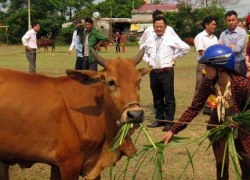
[21,10,250,179]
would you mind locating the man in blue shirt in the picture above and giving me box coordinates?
[219,10,247,76]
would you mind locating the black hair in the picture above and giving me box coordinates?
[225,10,238,18]
[153,16,167,25]
[152,9,163,19]
[85,17,94,24]
[32,22,39,27]
[202,16,217,29]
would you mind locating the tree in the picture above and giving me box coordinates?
[0,0,93,43]
[94,0,144,18]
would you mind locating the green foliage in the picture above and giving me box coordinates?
[57,25,75,44]
[0,0,92,44]
[165,5,226,39]
[96,0,144,18]
[75,3,97,19]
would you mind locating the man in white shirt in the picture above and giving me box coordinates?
[139,10,180,50]
[68,19,84,70]
[22,23,40,73]
[194,16,218,96]
[144,16,190,131]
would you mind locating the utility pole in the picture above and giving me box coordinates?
[28,0,31,30]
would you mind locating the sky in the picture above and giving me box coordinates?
[94,0,250,18]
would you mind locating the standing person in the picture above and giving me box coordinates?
[82,17,108,71]
[144,16,190,131]
[246,37,250,78]
[194,16,218,115]
[120,31,126,53]
[219,10,247,76]
[21,23,40,73]
[163,44,250,180]
[194,16,218,96]
[139,9,180,49]
[68,19,84,70]
[114,31,120,53]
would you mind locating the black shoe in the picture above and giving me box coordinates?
[147,122,165,128]
[162,125,171,132]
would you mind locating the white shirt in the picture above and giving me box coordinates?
[142,31,190,69]
[139,26,180,49]
[22,29,37,49]
[69,30,77,51]
[194,30,218,60]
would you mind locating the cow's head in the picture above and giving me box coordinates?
[66,48,151,125]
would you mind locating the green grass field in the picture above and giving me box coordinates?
[0,45,237,179]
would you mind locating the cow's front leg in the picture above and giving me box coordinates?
[0,161,9,180]
[59,155,83,180]
[50,165,61,180]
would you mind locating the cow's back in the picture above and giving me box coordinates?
[0,68,105,165]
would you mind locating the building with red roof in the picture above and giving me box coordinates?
[131,4,178,20]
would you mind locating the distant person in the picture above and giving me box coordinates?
[139,9,181,49]
[120,32,126,53]
[237,19,246,30]
[194,16,218,115]
[68,19,84,70]
[82,17,108,71]
[219,10,247,76]
[143,16,190,132]
[21,23,40,73]
[246,36,250,78]
[114,31,120,53]
[246,13,250,31]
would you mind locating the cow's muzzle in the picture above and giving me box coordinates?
[127,110,144,123]
[117,102,144,126]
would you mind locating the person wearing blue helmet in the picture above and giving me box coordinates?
[163,44,250,179]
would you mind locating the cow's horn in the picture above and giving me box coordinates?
[91,48,107,68]
[133,48,145,65]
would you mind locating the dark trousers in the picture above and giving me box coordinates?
[150,67,175,126]
[208,114,250,180]
[25,49,36,73]
[211,138,250,180]
[82,56,98,71]
[115,43,120,53]
[75,57,83,70]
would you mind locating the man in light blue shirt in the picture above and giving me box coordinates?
[219,10,247,75]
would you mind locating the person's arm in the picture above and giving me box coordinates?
[230,32,247,53]
[69,31,76,54]
[172,38,190,59]
[22,30,32,52]
[139,28,150,49]
[163,79,214,143]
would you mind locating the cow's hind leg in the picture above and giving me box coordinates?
[0,162,9,180]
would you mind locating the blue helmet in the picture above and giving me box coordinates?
[199,44,236,71]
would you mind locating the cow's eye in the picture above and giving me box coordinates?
[108,80,116,87]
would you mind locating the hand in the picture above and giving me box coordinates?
[25,46,32,52]
[229,44,236,49]
[163,131,174,144]
[227,118,238,129]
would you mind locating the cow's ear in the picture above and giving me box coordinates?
[66,69,104,85]
[138,68,152,77]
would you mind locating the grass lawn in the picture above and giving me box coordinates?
[0,45,237,179]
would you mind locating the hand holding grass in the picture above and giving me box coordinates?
[163,131,174,144]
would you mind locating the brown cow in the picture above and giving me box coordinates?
[184,37,195,46]
[0,48,150,180]
[37,38,55,53]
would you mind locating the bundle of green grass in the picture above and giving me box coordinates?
[110,123,191,180]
